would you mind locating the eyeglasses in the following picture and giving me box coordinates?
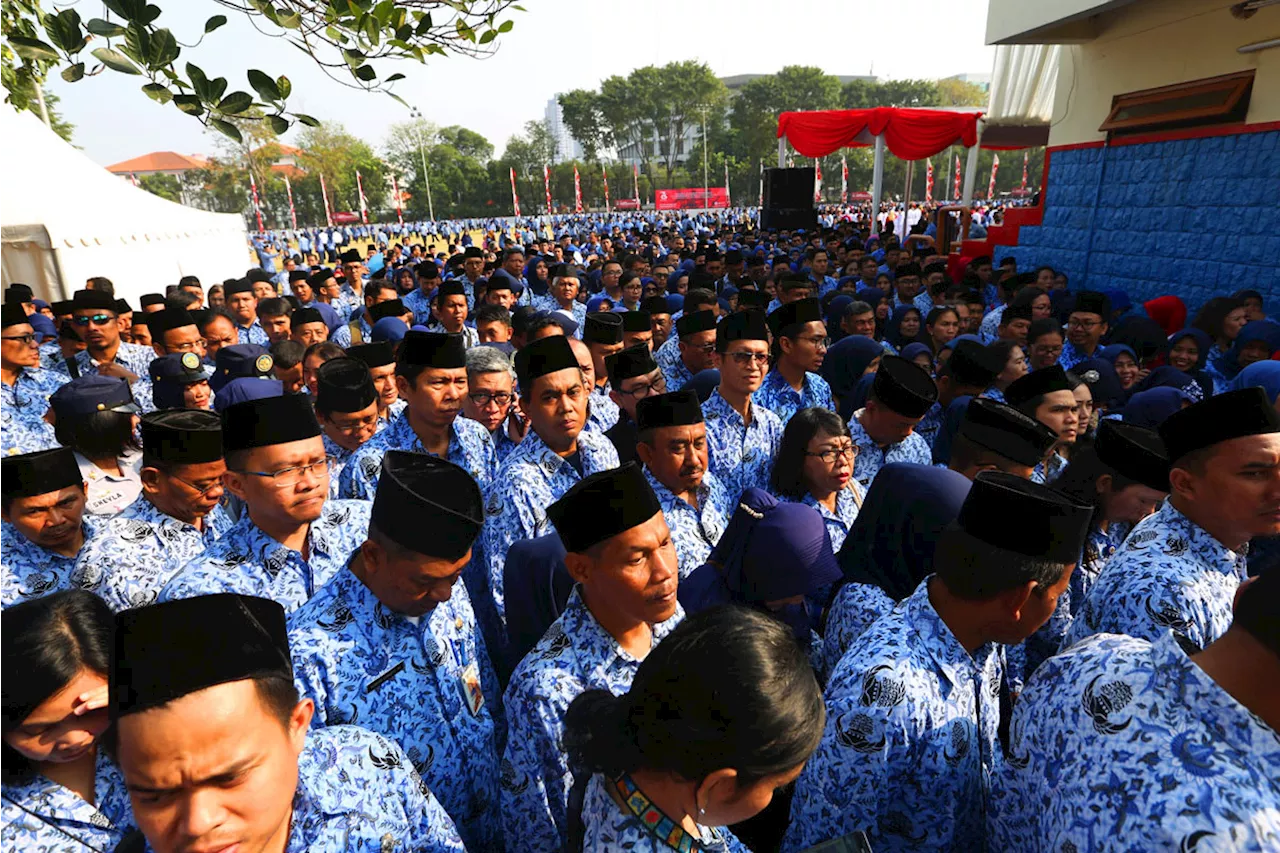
[170,473,224,495]
[240,456,334,488]
[468,391,514,408]
[72,314,115,327]
[0,333,37,345]
[168,339,206,353]
[1067,318,1102,330]
[795,335,830,349]
[727,352,770,366]
[687,342,717,355]
[617,378,666,399]
[327,414,379,434]
[805,445,857,465]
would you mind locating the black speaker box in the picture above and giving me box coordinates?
[761,167,816,231]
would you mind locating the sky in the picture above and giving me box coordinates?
[47,0,997,168]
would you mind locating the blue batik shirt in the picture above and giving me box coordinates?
[990,633,1280,853]
[1058,339,1099,372]
[1,367,68,454]
[159,500,371,613]
[586,383,620,433]
[914,401,947,448]
[403,289,435,326]
[783,578,1003,853]
[66,341,155,379]
[72,497,233,611]
[1,518,98,608]
[654,336,694,391]
[578,773,750,853]
[701,390,783,502]
[488,423,521,463]
[755,369,835,425]
[1029,451,1068,485]
[1064,502,1247,653]
[483,429,619,624]
[643,467,731,579]
[847,411,933,491]
[132,726,465,853]
[977,305,1004,344]
[501,588,683,853]
[801,486,863,554]
[822,581,897,677]
[0,748,134,853]
[338,412,495,501]
[234,318,271,347]
[378,398,408,429]
[289,567,504,852]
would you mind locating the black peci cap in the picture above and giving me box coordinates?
[635,389,704,433]
[139,409,223,465]
[1158,386,1280,465]
[958,397,1058,467]
[870,356,938,418]
[958,471,1093,564]
[546,462,663,553]
[1,447,82,498]
[371,451,484,562]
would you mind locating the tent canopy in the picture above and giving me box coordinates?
[1,105,250,304]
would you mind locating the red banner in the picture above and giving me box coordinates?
[615,198,640,211]
[654,187,730,210]
[847,191,872,201]
[332,211,361,224]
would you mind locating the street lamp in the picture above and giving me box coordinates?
[408,107,436,222]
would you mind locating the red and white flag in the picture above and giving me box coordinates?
[391,174,403,225]
[284,174,297,230]
[724,162,731,206]
[987,154,1000,200]
[543,164,552,215]
[573,165,583,213]
[1021,151,1029,192]
[925,159,934,203]
[632,163,640,205]
[356,170,368,224]
[758,161,764,208]
[249,171,263,231]
[509,167,521,217]
[841,155,848,204]
[602,167,610,213]
[953,155,962,201]
[129,172,139,187]
[319,173,333,226]
[814,161,823,204]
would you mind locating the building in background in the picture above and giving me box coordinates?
[945,72,992,93]
[545,97,584,164]
[106,151,209,180]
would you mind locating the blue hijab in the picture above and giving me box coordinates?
[1131,365,1204,402]
[900,341,933,367]
[1098,344,1137,366]
[848,372,877,416]
[1122,387,1194,428]
[1229,360,1280,403]
[836,463,972,601]
[1070,357,1125,411]
[825,294,854,341]
[886,305,924,349]
[1223,320,1280,378]
[822,335,882,420]
[1166,328,1212,371]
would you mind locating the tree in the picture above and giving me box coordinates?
[437,125,493,164]
[730,66,841,170]
[138,172,182,202]
[3,0,521,142]
[936,78,988,107]
[841,79,941,109]
[294,123,386,215]
[557,89,609,163]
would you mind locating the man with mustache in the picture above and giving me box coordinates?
[635,389,731,579]
[62,289,154,381]
[502,463,681,852]
[0,447,96,607]
[338,331,495,501]
[160,394,370,613]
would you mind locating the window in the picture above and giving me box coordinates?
[1099,71,1255,135]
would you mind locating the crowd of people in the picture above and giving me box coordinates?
[1,209,1277,853]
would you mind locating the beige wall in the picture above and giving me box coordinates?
[985,0,1133,45]
[1047,0,1280,146]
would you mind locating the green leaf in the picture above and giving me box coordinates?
[61,63,86,83]
[173,94,204,116]
[217,91,254,114]
[45,9,87,54]
[86,18,127,37]
[478,29,496,44]
[210,118,243,143]
[139,4,161,25]
[267,115,290,135]
[279,12,302,29]
[247,69,281,102]
[498,19,514,32]
[91,47,142,74]
[385,73,404,83]
[9,37,61,63]
[455,19,474,41]
[293,112,321,127]
[142,82,172,103]
[204,15,227,33]
[208,77,228,103]
[415,13,433,34]
[149,28,180,67]
[353,64,376,82]
[276,75,291,100]
[185,62,210,100]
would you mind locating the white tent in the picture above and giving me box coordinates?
[1,104,251,305]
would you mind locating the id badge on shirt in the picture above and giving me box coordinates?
[459,660,484,716]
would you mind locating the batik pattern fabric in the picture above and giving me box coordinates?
[821,581,897,682]
[783,578,1003,853]
[978,306,1004,344]
[159,500,371,613]
[578,773,750,853]
[847,412,933,491]
[644,467,731,580]
[1029,452,1068,485]
[755,370,835,425]
[1057,340,1097,372]
[235,318,271,346]
[913,401,946,449]
[989,632,1280,853]
[1064,501,1246,654]
[701,390,783,502]
[489,424,521,464]
[586,384,621,433]
[654,336,694,392]
[482,429,619,624]
[0,748,134,853]
[72,498,233,611]
[1,368,68,454]
[0,519,97,608]
[801,487,863,555]
[289,567,504,852]
[338,412,496,501]
[500,589,683,853]
[67,341,156,379]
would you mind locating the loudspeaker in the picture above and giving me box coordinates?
[761,167,817,231]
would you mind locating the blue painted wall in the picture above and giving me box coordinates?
[1002,130,1280,312]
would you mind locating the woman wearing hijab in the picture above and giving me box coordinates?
[882,305,924,356]
[1121,386,1194,428]
[1219,320,1280,388]
[2,591,137,851]
[824,294,854,343]
[1229,359,1280,406]
[1070,357,1125,418]
[1100,344,1143,391]
[524,257,551,299]
[1109,316,1167,370]
[1131,364,1205,403]
[899,341,934,373]
[393,267,418,297]
[822,463,971,671]
[820,335,882,422]
[771,408,865,555]
[1144,294,1187,337]
[679,488,842,675]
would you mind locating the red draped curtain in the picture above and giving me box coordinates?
[777,107,983,160]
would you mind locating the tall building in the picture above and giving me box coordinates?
[544,97,583,163]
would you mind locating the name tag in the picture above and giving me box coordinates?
[365,661,405,694]
[459,661,484,716]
